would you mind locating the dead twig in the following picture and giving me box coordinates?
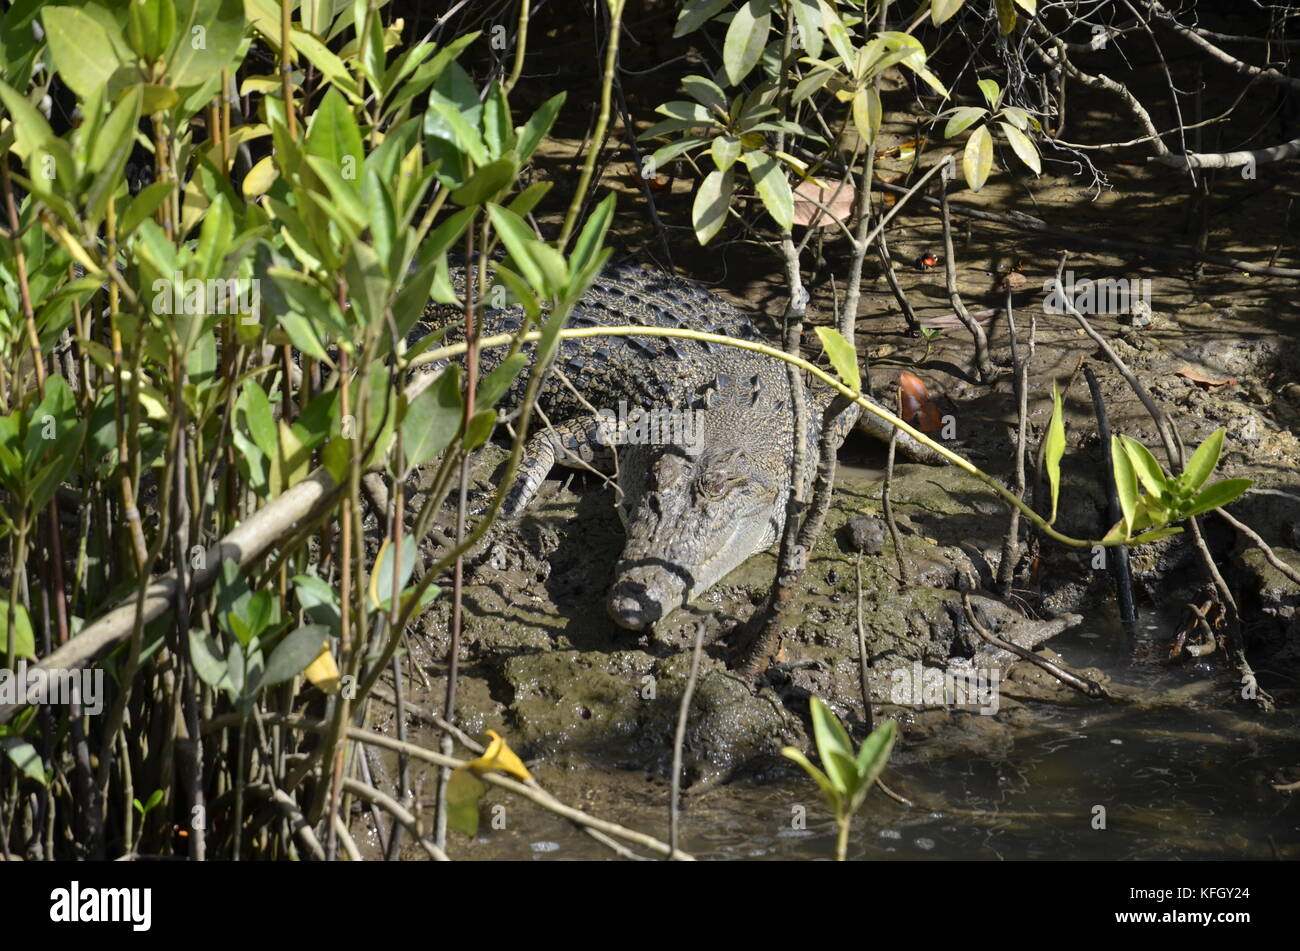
[961,593,1109,699]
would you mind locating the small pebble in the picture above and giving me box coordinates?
[841,515,887,555]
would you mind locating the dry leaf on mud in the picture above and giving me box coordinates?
[792,178,855,228]
[1176,365,1238,389]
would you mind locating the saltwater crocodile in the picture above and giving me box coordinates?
[432,263,941,631]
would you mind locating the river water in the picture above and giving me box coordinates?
[431,616,1298,861]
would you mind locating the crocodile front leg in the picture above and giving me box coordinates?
[502,414,616,517]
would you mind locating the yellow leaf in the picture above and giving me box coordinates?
[962,124,994,191]
[303,643,340,693]
[277,418,311,493]
[239,75,281,96]
[242,155,278,200]
[368,536,391,611]
[466,730,532,782]
[140,84,179,114]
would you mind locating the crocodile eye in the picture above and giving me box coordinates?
[698,470,728,499]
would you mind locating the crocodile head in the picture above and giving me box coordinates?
[607,442,784,631]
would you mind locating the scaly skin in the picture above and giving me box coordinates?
[426,263,940,630]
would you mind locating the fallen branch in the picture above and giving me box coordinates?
[961,593,1109,699]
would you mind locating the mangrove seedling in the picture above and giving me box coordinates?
[782,698,897,861]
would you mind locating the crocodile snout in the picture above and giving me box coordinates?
[607,580,666,631]
[608,565,691,631]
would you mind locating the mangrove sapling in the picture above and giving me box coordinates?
[783,698,897,862]
[1048,252,1266,707]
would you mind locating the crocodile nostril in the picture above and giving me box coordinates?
[607,582,664,631]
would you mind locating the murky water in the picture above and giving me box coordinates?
[438,616,1298,861]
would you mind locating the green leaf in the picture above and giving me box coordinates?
[1,736,46,784]
[682,75,728,115]
[517,91,565,161]
[854,719,897,785]
[463,409,497,449]
[119,182,175,239]
[1000,106,1030,131]
[291,29,361,101]
[711,134,742,173]
[1043,381,1066,524]
[403,367,463,470]
[943,106,986,140]
[781,747,839,807]
[0,596,35,661]
[507,181,553,218]
[567,193,615,286]
[649,136,708,169]
[446,766,486,836]
[722,0,771,87]
[962,124,994,191]
[656,100,713,123]
[823,11,854,66]
[932,0,965,24]
[789,0,824,59]
[369,536,418,611]
[293,573,341,631]
[0,79,53,163]
[692,167,734,245]
[814,327,861,393]
[1182,478,1252,520]
[245,590,274,639]
[85,85,143,229]
[809,697,855,792]
[1127,526,1183,545]
[260,624,332,688]
[451,156,517,208]
[305,87,365,191]
[743,150,793,231]
[240,380,278,459]
[1118,435,1166,500]
[477,354,527,411]
[343,240,388,327]
[428,96,487,166]
[1110,434,1138,533]
[41,5,129,101]
[999,122,1041,174]
[977,79,1002,110]
[1181,428,1225,493]
[674,0,730,38]
[188,628,230,688]
[166,0,244,92]
[851,85,882,146]
[486,202,558,295]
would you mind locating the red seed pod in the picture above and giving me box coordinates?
[898,371,942,432]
